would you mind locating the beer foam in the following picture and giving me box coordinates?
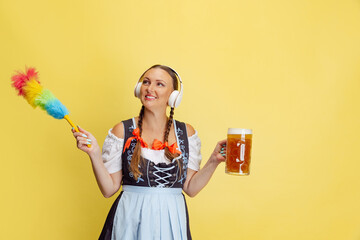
[228,128,252,134]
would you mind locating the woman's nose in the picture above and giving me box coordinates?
[146,83,155,92]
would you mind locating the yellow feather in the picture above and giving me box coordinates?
[23,79,43,108]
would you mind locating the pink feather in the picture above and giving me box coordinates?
[11,67,40,96]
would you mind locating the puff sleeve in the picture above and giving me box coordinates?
[102,129,124,174]
[187,131,202,171]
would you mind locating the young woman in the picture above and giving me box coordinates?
[72,65,227,240]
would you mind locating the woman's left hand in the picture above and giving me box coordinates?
[210,139,227,165]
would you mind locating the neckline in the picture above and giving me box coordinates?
[132,117,180,152]
[141,147,165,152]
[108,128,198,141]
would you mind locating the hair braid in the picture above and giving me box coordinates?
[130,105,145,180]
[164,108,182,176]
[138,105,145,135]
[164,107,174,143]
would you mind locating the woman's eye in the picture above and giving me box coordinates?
[143,80,149,85]
[157,83,165,87]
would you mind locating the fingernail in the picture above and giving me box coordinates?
[82,134,87,138]
[87,139,92,142]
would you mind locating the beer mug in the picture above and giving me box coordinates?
[226,128,253,175]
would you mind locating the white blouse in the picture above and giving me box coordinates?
[102,129,202,174]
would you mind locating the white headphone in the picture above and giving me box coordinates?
[134,66,184,108]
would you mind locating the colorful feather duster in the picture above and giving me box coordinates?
[11,67,90,147]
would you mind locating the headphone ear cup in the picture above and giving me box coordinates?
[168,90,180,108]
[174,89,183,108]
[134,82,142,98]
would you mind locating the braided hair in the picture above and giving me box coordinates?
[164,107,182,176]
[129,105,145,180]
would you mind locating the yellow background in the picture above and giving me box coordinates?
[1,0,360,239]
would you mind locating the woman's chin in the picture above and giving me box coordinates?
[141,100,167,110]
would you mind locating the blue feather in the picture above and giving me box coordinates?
[45,99,69,119]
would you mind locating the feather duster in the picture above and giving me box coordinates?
[11,67,90,147]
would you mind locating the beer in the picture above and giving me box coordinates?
[226,128,252,175]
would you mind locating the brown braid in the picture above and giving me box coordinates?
[163,108,174,141]
[130,105,145,180]
[164,107,183,176]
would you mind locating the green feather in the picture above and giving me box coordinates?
[34,89,56,110]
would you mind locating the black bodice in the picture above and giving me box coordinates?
[121,118,190,188]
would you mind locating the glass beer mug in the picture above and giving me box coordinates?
[225,128,253,175]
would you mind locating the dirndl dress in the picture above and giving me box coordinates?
[99,118,201,240]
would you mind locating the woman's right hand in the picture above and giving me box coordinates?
[71,126,101,157]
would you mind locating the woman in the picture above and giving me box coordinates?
[72,65,227,240]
